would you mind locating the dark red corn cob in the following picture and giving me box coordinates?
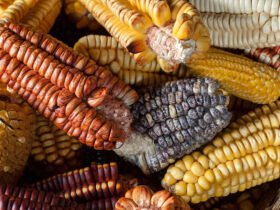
[0,23,138,150]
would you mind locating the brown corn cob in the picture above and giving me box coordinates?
[162,100,280,204]
[0,87,35,184]
[28,114,84,177]
[0,23,138,150]
[115,185,190,210]
[78,0,210,72]
[245,46,280,72]
[64,0,100,31]
[188,0,280,49]
[74,35,191,86]
[186,48,280,104]
[115,78,232,174]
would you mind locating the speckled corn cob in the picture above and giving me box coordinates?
[28,114,84,178]
[64,0,100,31]
[74,35,190,86]
[245,46,280,72]
[0,92,35,184]
[187,48,280,104]
[115,185,190,210]
[188,0,280,49]
[32,162,137,209]
[0,23,138,150]
[78,0,210,72]
[0,0,61,33]
[162,100,280,204]
[114,78,231,174]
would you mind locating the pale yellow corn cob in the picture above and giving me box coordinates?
[162,101,280,204]
[187,48,280,104]
[64,0,100,31]
[78,0,210,72]
[74,34,190,86]
[29,114,83,177]
[0,0,14,15]
[0,0,61,33]
[21,0,62,33]
[188,0,280,49]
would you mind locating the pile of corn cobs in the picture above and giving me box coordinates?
[0,0,280,209]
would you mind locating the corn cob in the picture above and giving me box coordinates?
[162,100,280,204]
[186,48,280,104]
[0,0,61,33]
[74,35,190,86]
[114,78,231,174]
[0,0,14,15]
[0,23,138,150]
[245,47,280,72]
[64,0,100,31]
[28,114,84,178]
[32,162,137,210]
[78,0,210,72]
[188,0,280,49]
[115,185,190,210]
[0,87,35,184]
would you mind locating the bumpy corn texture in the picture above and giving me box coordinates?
[74,35,190,86]
[28,114,84,178]
[0,0,61,33]
[187,48,280,104]
[33,162,136,210]
[162,100,280,204]
[189,0,280,49]
[115,185,190,210]
[0,23,138,150]
[78,0,210,72]
[64,0,100,31]
[114,78,231,174]
[0,92,35,184]
[245,46,280,72]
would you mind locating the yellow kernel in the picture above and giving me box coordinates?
[223,145,234,160]
[204,169,215,183]
[246,171,253,181]
[203,145,215,155]
[198,176,211,190]
[223,133,234,144]
[252,153,262,167]
[225,161,235,174]
[214,185,224,197]
[201,193,209,202]
[191,195,202,204]
[183,171,198,183]
[167,165,175,173]
[181,195,190,202]
[175,160,186,171]
[217,163,229,177]
[182,156,194,170]
[259,150,268,165]
[213,168,223,183]
[192,151,201,160]
[245,155,256,169]
[221,178,230,187]
[214,148,226,163]
[213,137,225,147]
[170,167,184,180]
[231,185,239,194]
[266,146,277,161]
[231,175,239,186]
[197,155,209,169]
[239,173,246,184]
[174,181,187,195]
[239,183,247,192]
[233,159,243,173]
[186,183,196,196]
[162,173,177,185]
[208,152,220,165]
[191,162,205,176]
[236,141,247,156]
[230,143,241,158]
[195,183,204,194]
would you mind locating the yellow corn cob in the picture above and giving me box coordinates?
[188,0,280,49]
[0,0,14,15]
[186,48,280,104]
[29,114,83,177]
[162,101,280,204]
[78,0,210,72]
[0,0,61,33]
[0,82,35,184]
[74,34,190,86]
[64,0,100,31]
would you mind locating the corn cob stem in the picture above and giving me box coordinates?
[187,48,280,104]
[162,101,280,204]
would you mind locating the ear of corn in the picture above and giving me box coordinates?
[187,0,280,49]
[78,0,210,72]
[187,48,280,104]
[64,0,100,31]
[0,0,61,33]
[74,35,190,86]
[245,46,280,72]
[28,114,84,178]
[162,100,280,204]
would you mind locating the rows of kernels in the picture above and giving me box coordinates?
[187,48,280,104]
[162,102,280,203]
